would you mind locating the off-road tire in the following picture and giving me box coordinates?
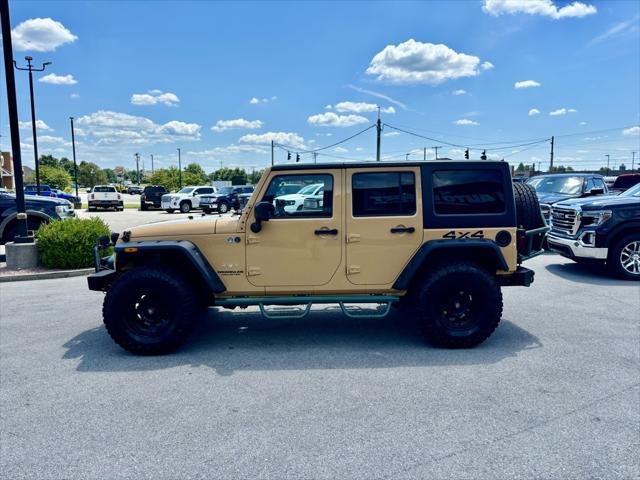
[103,266,202,355]
[608,234,640,280]
[88,206,96,212]
[414,262,503,348]
[218,201,229,214]
[513,182,545,231]
[165,209,175,214]
[180,201,191,213]
[140,203,148,211]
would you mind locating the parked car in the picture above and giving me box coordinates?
[608,173,640,194]
[274,183,325,214]
[88,185,124,211]
[127,186,143,195]
[160,186,216,213]
[526,173,608,223]
[200,185,255,214]
[547,182,640,280]
[0,191,75,244]
[51,189,82,209]
[24,184,57,197]
[140,185,167,210]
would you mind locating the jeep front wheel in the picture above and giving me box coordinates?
[413,262,503,348]
[103,267,202,355]
[180,201,191,213]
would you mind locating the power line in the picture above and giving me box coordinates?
[274,124,375,155]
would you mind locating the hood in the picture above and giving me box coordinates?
[21,194,70,206]
[275,193,302,201]
[124,214,240,239]
[535,192,575,205]
[554,194,639,210]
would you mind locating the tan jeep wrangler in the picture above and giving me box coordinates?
[88,161,547,355]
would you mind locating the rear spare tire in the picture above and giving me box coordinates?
[513,182,546,254]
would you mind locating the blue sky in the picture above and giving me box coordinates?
[1,0,639,173]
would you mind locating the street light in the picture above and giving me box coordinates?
[177,148,182,188]
[69,117,78,197]
[14,56,51,195]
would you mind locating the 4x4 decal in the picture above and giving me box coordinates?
[442,230,484,239]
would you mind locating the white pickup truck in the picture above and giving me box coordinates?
[88,185,123,211]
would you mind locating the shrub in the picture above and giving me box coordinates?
[37,217,111,269]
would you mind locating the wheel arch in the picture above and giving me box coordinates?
[0,210,52,241]
[393,239,508,291]
[604,222,640,249]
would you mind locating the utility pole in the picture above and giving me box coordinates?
[433,146,440,160]
[632,151,636,173]
[376,107,381,162]
[549,135,554,172]
[150,154,154,174]
[271,140,274,166]
[423,147,426,161]
[135,153,140,185]
[312,152,318,164]
[69,117,78,197]
[1,0,30,242]
[14,56,51,195]
[177,148,182,188]
[605,154,610,174]
[406,153,410,161]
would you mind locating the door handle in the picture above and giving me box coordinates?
[315,228,338,236]
[390,226,415,234]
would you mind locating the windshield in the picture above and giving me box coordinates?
[527,176,584,195]
[298,184,321,195]
[620,183,640,197]
[177,187,195,194]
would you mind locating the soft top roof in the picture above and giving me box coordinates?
[270,160,507,171]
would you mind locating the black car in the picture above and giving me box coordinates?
[200,185,254,214]
[526,173,608,222]
[127,186,143,195]
[0,192,75,244]
[140,185,167,210]
[547,183,640,280]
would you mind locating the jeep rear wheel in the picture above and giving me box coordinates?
[608,234,640,280]
[103,267,203,355]
[413,262,503,348]
[180,201,191,213]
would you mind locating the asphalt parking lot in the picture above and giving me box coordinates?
[76,206,209,232]
[1,254,638,479]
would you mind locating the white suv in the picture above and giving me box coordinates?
[161,186,216,213]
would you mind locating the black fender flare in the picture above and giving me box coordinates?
[393,239,509,290]
[115,240,226,293]
[0,210,52,238]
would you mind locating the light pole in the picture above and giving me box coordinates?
[135,153,140,185]
[150,154,154,174]
[14,56,51,195]
[177,148,182,188]
[69,117,78,197]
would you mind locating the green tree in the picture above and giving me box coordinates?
[103,168,117,183]
[39,165,72,190]
[183,163,208,186]
[78,161,108,187]
[549,165,574,173]
[248,169,264,184]
[148,166,181,192]
[39,154,60,169]
[211,167,248,185]
[619,163,627,172]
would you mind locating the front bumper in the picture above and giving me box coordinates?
[89,200,122,207]
[547,233,608,260]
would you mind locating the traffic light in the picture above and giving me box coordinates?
[464,149,469,159]
[481,150,487,160]
[287,151,291,161]
[296,153,300,163]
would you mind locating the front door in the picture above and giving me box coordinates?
[246,171,342,287]
[345,167,423,285]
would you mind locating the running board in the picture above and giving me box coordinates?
[215,295,400,320]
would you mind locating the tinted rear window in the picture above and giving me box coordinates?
[144,186,166,193]
[433,170,505,215]
[94,186,116,192]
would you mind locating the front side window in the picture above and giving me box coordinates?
[178,187,195,194]
[262,174,333,218]
[433,170,505,215]
[352,171,416,217]
[195,187,214,195]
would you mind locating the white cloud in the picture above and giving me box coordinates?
[480,61,494,71]
[348,84,409,111]
[355,147,364,151]
[211,118,263,132]
[383,131,400,137]
[366,39,491,85]
[622,126,640,136]
[579,121,587,125]
[452,89,467,96]
[187,144,268,157]
[334,147,348,153]
[333,101,395,114]
[307,112,369,127]
[35,135,68,145]
[70,93,80,99]
[239,131,305,149]
[11,18,77,52]
[482,0,597,20]
[131,90,180,106]
[158,121,201,136]
[588,17,640,46]
[549,108,577,116]
[514,80,541,89]
[249,96,276,104]
[249,97,260,104]
[453,119,479,126]
[39,73,77,85]
[324,104,333,110]
[18,119,53,131]
[528,108,540,116]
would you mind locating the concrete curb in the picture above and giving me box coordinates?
[0,268,93,283]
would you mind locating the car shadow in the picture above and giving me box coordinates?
[544,261,630,286]
[63,308,542,375]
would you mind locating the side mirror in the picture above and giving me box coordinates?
[589,187,604,195]
[251,201,274,233]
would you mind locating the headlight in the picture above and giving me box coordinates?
[581,210,612,226]
[55,205,71,215]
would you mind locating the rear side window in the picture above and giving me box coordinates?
[352,172,416,217]
[145,186,166,193]
[433,170,505,215]
[94,186,116,193]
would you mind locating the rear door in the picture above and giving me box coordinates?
[345,167,423,285]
